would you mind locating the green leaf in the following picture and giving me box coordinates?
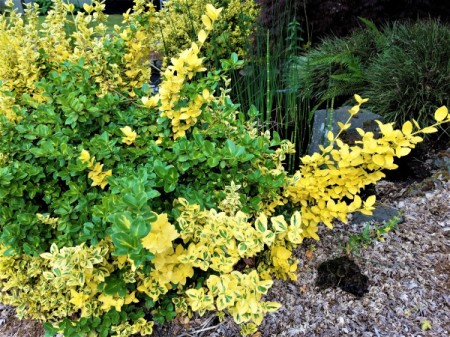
[111,232,139,255]
[111,213,133,232]
[98,275,127,297]
[43,323,59,337]
[203,141,215,155]
[238,242,248,257]
[207,157,219,167]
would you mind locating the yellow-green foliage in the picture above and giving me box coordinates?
[0,0,155,120]
[153,0,258,65]
[1,0,450,336]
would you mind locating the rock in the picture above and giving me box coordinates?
[433,147,450,173]
[308,106,384,155]
[402,173,448,198]
[352,205,403,225]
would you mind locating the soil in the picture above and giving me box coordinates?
[315,256,369,298]
[1,143,449,337]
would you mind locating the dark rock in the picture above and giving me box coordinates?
[308,106,383,155]
[316,256,369,297]
[403,173,448,198]
[433,147,450,173]
[352,205,403,225]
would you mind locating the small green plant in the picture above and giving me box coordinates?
[345,216,401,256]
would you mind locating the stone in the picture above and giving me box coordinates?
[352,205,403,225]
[433,147,450,173]
[308,106,384,155]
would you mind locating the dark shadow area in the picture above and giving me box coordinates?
[316,256,369,297]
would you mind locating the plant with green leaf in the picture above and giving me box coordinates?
[152,0,259,68]
[345,216,401,256]
[362,20,450,128]
[295,19,450,136]
[1,1,450,336]
[292,18,385,107]
[229,0,311,172]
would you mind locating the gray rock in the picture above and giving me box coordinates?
[433,147,450,173]
[352,205,403,225]
[308,106,384,155]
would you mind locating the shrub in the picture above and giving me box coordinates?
[293,21,386,106]
[152,0,259,67]
[296,19,450,133]
[0,1,449,336]
[362,20,450,127]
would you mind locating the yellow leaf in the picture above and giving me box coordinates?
[141,213,179,254]
[202,88,210,100]
[271,215,288,232]
[98,294,124,312]
[201,14,212,30]
[124,291,139,305]
[65,3,75,12]
[306,226,320,240]
[421,126,438,134]
[396,147,411,157]
[359,209,373,215]
[421,320,432,331]
[290,211,301,228]
[354,94,369,104]
[83,3,93,13]
[365,195,376,207]
[69,289,89,309]
[434,106,448,122]
[271,245,291,260]
[348,105,359,116]
[327,131,334,142]
[372,154,385,166]
[142,95,159,108]
[402,121,413,135]
[120,126,138,145]
[338,122,351,130]
[262,301,282,313]
[79,149,91,164]
[205,4,222,21]
[198,29,207,44]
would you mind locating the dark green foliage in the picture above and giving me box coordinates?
[296,19,450,136]
[293,21,386,107]
[362,20,450,127]
[297,20,386,106]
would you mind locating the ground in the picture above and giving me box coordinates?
[1,145,449,337]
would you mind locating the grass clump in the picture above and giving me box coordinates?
[363,20,450,128]
[296,19,450,134]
